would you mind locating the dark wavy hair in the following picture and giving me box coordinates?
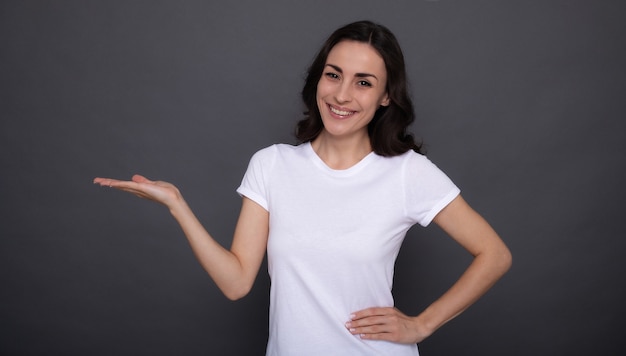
[296,20,423,156]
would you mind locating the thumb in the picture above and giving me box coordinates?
[131,174,151,183]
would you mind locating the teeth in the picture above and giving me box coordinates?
[330,106,354,116]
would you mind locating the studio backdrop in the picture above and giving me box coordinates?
[1,1,624,355]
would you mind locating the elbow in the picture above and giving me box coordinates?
[498,245,513,276]
[222,283,253,301]
[479,242,512,278]
[224,291,248,301]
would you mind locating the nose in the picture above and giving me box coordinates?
[334,81,352,104]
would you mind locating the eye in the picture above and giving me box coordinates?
[357,80,372,87]
[324,72,339,80]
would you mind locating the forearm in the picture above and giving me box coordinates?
[169,199,251,300]
[415,244,512,336]
[94,175,263,300]
[346,243,511,345]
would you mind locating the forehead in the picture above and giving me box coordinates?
[326,40,386,76]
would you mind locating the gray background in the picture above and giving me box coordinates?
[2,1,625,355]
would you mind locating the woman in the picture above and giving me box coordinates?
[94,21,511,355]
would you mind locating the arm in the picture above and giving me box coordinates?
[94,174,269,301]
[347,195,512,343]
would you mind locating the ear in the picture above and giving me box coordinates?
[380,93,390,107]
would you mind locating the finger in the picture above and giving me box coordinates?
[359,331,393,341]
[349,324,388,335]
[347,315,387,330]
[93,177,108,184]
[347,321,394,341]
[348,318,405,343]
[94,176,149,188]
[350,307,395,320]
[93,177,123,187]
[94,178,142,192]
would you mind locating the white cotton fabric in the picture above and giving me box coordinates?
[236,143,460,356]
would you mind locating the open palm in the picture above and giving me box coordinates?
[93,174,182,208]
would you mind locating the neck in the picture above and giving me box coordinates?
[311,130,372,170]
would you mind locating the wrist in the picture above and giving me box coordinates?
[167,195,190,217]
[412,314,437,341]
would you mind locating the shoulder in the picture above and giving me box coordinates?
[379,149,433,171]
[251,143,302,157]
[401,150,442,171]
[392,150,457,187]
[248,143,305,165]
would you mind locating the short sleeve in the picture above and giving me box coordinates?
[236,146,276,211]
[404,153,460,227]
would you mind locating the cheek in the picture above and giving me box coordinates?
[315,83,327,111]
[316,80,329,99]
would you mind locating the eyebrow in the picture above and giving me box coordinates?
[325,64,379,81]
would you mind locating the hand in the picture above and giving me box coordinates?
[346,307,431,344]
[93,174,183,208]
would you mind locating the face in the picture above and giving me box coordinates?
[316,40,390,140]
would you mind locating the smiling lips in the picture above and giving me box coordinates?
[328,104,356,117]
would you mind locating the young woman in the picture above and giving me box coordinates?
[94,21,511,355]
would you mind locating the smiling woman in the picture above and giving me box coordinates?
[94,20,511,356]
[298,20,419,158]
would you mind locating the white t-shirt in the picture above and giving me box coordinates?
[237,143,460,356]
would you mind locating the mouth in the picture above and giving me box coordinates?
[328,104,356,118]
